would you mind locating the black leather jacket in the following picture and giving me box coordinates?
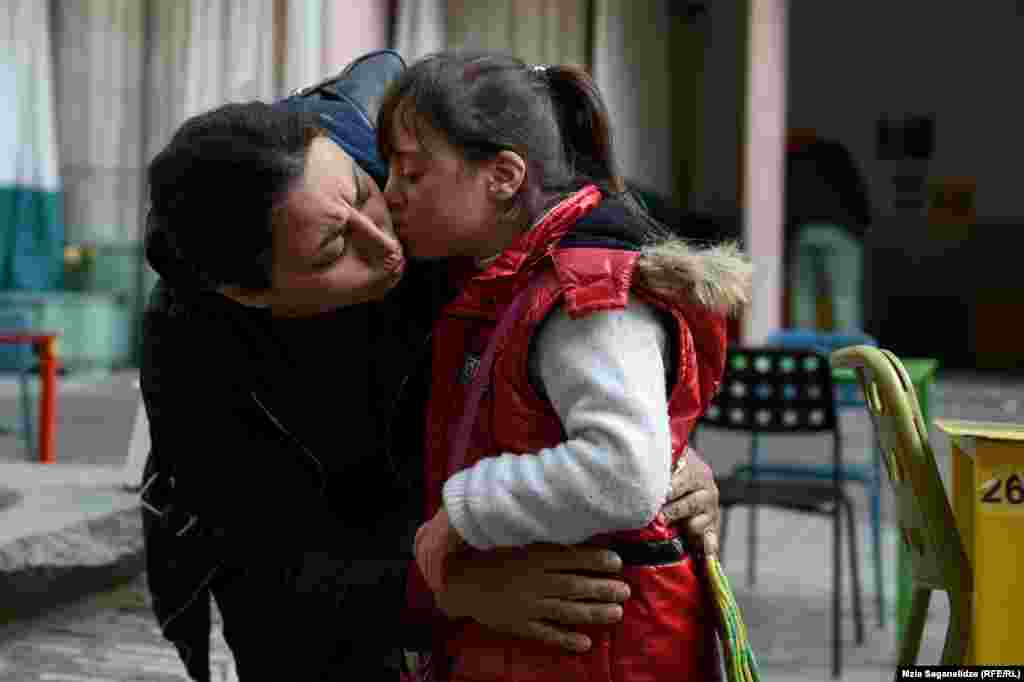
[140,236,450,677]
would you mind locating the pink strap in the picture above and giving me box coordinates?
[448,276,545,477]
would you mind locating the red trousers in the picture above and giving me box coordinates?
[445,556,720,682]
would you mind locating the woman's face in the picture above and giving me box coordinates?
[382,110,507,261]
[266,136,404,316]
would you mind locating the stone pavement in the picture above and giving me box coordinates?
[0,367,1018,680]
[0,573,237,682]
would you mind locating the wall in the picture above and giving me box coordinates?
[696,1,1024,221]
[787,1,1024,220]
[692,0,748,215]
[785,1,1024,368]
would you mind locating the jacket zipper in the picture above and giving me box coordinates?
[381,331,434,490]
[250,391,328,497]
[162,393,327,634]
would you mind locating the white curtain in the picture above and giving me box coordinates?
[52,0,277,245]
[146,0,277,164]
[394,0,447,63]
[280,1,392,97]
[446,0,587,67]
[591,0,675,197]
[1,0,63,289]
[443,0,670,196]
[322,0,391,75]
[281,0,322,95]
[52,0,142,246]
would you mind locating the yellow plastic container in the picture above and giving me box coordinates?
[936,419,1024,664]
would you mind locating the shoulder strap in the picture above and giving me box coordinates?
[448,275,547,477]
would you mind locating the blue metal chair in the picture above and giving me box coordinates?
[758,328,885,628]
[0,311,35,459]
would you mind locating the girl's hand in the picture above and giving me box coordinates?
[414,508,467,593]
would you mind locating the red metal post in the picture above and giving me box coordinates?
[37,336,58,464]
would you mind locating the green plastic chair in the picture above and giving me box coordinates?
[830,346,972,665]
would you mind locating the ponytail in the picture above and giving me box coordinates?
[544,65,626,194]
[377,50,645,226]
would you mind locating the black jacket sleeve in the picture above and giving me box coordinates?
[139,286,339,553]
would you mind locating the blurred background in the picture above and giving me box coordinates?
[2,0,1022,375]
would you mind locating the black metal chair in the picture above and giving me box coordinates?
[695,346,865,679]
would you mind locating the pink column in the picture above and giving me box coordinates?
[742,0,788,343]
[322,0,391,73]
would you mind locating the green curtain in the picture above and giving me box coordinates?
[1,2,64,291]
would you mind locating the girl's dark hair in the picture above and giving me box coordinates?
[377,51,648,226]
[146,101,324,290]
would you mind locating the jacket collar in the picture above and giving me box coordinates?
[471,184,603,282]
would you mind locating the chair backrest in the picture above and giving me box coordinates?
[830,346,971,597]
[767,328,877,354]
[702,346,839,434]
[0,311,34,372]
[768,328,877,406]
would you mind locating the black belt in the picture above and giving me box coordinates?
[606,536,689,567]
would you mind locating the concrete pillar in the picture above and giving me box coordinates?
[742,0,787,343]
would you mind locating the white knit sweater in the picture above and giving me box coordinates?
[442,299,674,550]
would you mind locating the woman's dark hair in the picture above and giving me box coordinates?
[377,51,653,228]
[146,101,324,290]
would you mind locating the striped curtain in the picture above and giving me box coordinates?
[443,0,675,198]
[446,0,588,68]
[0,0,63,290]
[591,0,676,197]
[280,0,391,97]
[394,0,447,63]
[52,0,146,247]
[322,0,391,76]
[145,0,277,165]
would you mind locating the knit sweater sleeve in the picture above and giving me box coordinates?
[442,298,673,550]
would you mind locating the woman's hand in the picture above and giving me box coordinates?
[437,544,630,653]
[662,445,720,558]
[413,508,467,594]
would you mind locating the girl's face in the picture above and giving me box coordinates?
[382,109,516,261]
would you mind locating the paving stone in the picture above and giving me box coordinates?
[0,575,236,682]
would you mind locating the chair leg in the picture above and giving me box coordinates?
[832,502,843,679]
[897,587,932,666]
[18,370,33,460]
[843,495,866,645]
[940,588,971,665]
[719,506,731,562]
[871,445,885,628]
[747,434,760,587]
[747,506,758,587]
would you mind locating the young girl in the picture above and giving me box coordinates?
[380,51,751,681]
